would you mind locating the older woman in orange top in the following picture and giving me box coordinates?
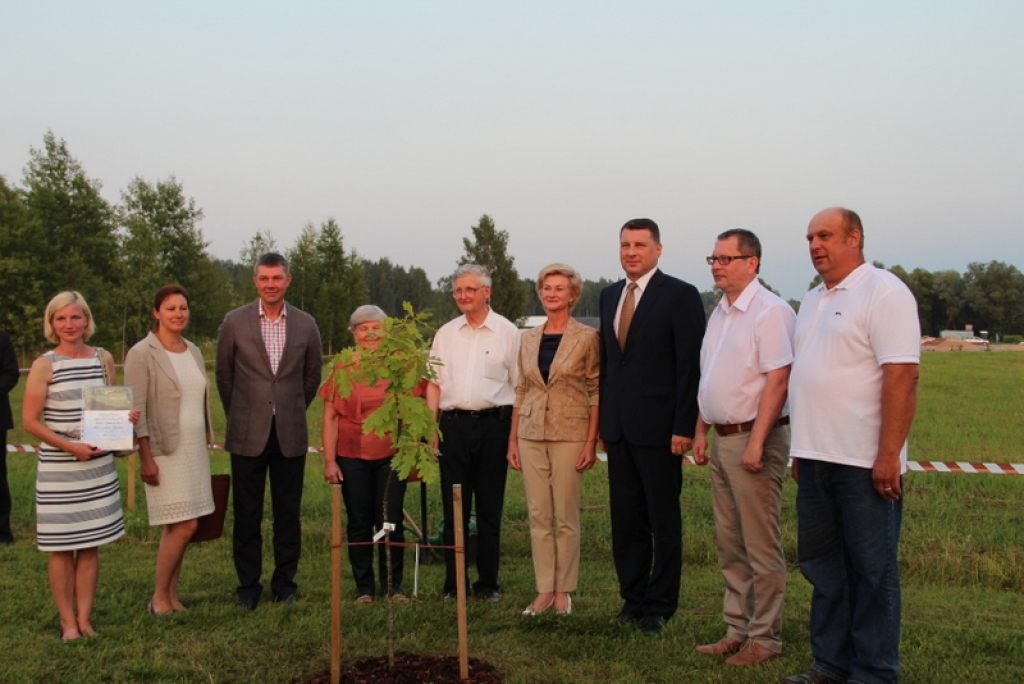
[321,305,424,604]
[507,264,600,616]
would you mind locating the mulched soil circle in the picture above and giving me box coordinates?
[295,652,504,684]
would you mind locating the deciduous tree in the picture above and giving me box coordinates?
[458,214,527,323]
[22,132,118,346]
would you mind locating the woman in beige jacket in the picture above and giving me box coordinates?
[125,285,214,615]
[507,264,599,617]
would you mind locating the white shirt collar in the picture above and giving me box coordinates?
[258,300,288,320]
[625,268,657,292]
[718,278,762,314]
[818,262,872,294]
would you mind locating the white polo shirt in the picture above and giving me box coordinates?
[790,263,920,471]
[698,280,796,426]
[430,308,520,411]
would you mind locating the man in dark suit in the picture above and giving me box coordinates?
[216,253,322,610]
[600,218,705,635]
[0,330,19,545]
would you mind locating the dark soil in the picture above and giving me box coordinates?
[295,652,505,683]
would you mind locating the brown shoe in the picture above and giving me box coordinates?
[695,636,744,655]
[725,641,780,666]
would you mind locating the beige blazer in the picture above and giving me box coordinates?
[514,317,599,442]
[125,332,214,456]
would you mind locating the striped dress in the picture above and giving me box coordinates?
[35,351,125,551]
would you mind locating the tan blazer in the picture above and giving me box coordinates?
[514,317,599,442]
[125,332,214,456]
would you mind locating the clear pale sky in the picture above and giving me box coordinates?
[2,1,1021,300]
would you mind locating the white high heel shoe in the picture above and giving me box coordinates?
[521,596,554,616]
[556,594,572,616]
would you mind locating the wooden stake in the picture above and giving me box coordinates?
[127,452,136,511]
[331,484,343,684]
[452,484,469,681]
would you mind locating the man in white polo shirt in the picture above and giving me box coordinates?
[785,208,920,684]
[692,229,795,667]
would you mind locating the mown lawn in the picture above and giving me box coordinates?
[0,352,1021,683]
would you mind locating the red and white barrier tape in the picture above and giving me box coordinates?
[8,444,1024,474]
[5,443,326,454]
[604,452,1024,474]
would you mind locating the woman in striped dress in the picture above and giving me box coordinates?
[23,291,135,642]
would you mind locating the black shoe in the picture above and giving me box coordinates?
[640,614,666,636]
[473,588,501,603]
[273,593,297,605]
[235,597,258,612]
[615,611,641,625]
[783,669,845,684]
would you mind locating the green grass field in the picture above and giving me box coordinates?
[0,352,1022,683]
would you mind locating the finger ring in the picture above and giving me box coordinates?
[884,487,893,491]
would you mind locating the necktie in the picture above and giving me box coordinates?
[617,282,638,350]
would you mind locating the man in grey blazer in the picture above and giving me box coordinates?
[216,253,322,610]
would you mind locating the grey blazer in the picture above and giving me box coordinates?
[215,301,322,458]
[125,332,214,456]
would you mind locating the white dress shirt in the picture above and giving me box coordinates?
[430,308,520,411]
[698,280,796,426]
[612,268,657,333]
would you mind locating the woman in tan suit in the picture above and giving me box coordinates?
[507,263,599,616]
[125,285,215,615]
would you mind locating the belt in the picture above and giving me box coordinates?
[714,415,789,437]
[442,406,504,419]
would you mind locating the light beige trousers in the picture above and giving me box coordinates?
[710,425,789,653]
[518,439,584,593]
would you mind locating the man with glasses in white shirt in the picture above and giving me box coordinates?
[692,229,795,667]
[427,264,520,602]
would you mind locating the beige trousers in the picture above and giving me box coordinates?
[518,439,584,592]
[710,425,789,652]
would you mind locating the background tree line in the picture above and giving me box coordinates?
[2,133,1022,364]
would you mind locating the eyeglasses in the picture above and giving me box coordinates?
[452,287,484,298]
[705,255,754,266]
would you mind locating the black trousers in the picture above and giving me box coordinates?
[606,438,683,619]
[439,411,511,594]
[337,455,407,597]
[0,431,11,543]
[231,421,306,601]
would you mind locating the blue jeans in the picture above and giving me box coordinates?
[797,460,902,684]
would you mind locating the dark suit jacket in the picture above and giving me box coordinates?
[215,301,322,457]
[0,331,18,431]
[599,270,705,446]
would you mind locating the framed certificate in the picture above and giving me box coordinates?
[82,386,134,451]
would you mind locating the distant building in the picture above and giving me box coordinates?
[940,330,987,342]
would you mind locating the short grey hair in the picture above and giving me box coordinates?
[453,263,492,288]
[349,304,387,331]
